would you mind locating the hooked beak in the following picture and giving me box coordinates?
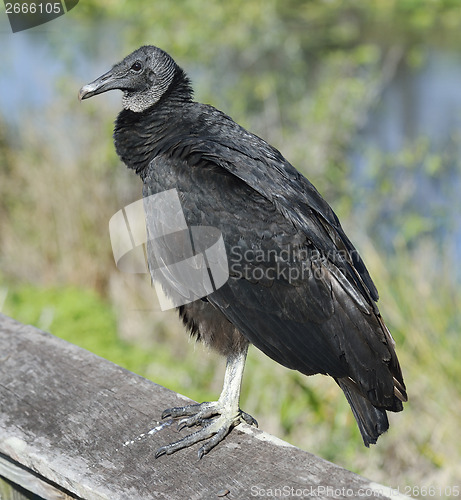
[78,68,119,102]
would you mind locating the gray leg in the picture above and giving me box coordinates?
[155,345,257,459]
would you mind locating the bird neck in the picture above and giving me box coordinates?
[114,99,191,177]
[114,67,193,176]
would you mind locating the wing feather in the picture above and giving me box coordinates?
[141,114,406,408]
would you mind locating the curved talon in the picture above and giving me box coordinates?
[155,400,257,458]
[241,411,258,427]
[177,418,189,432]
[161,409,172,419]
[155,350,254,458]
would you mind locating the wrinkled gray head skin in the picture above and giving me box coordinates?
[78,46,178,112]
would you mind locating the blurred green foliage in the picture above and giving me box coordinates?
[1,284,222,401]
[1,0,461,496]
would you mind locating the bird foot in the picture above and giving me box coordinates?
[155,401,258,459]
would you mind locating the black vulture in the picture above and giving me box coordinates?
[79,46,407,458]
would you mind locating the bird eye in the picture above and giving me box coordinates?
[130,61,142,72]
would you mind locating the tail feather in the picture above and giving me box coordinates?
[337,378,389,447]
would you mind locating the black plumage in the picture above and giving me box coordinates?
[79,46,407,457]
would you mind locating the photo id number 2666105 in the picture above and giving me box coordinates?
[5,2,62,14]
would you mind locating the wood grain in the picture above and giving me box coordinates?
[0,314,408,500]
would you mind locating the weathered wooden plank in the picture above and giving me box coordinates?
[0,314,409,500]
[0,474,42,500]
[0,452,78,499]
